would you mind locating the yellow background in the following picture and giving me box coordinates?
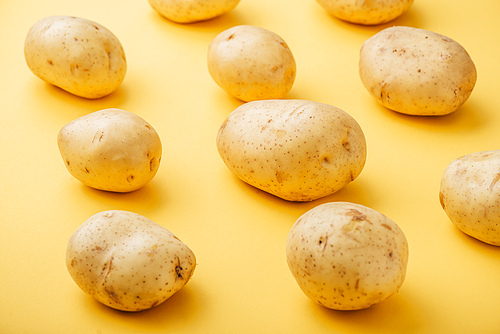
[1,0,500,333]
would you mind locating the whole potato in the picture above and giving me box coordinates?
[439,150,500,246]
[57,108,162,192]
[148,0,240,23]
[316,0,414,25]
[24,16,126,99]
[359,26,477,116]
[286,202,409,310]
[207,25,296,102]
[216,99,367,202]
[66,210,196,312]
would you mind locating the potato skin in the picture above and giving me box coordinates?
[216,100,367,202]
[24,16,126,99]
[286,202,409,310]
[316,0,414,25]
[207,25,296,102]
[439,150,500,246]
[66,210,196,312]
[57,108,162,192]
[148,0,240,23]
[359,26,477,116]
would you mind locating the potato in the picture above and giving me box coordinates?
[216,99,367,202]
[316,0,414,25]
[286,202,409,310]
[66,210,196,312]
[57,108,162,192]
[359,26,477,116]
[24,16,126,99]
[439,150,500,246]
[207,25,296,102]
[148,0,240,23]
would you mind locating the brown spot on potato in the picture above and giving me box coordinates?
[439,191,445,209]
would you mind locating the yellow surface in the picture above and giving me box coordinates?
[1,0,500,333]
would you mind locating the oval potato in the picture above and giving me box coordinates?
[216,99,367,202]
[359,26,477,116]
[24,16,126,99]
[208,25,296,102]
[57,108,162,192]
[148,0,240,23]
[286,202,409,310]
[439,150,500,246]
[66,210,196,311]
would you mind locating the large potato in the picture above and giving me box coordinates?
[207,25,296,102]
[66,210,196,311]
[439,150,500,246]
[57,108,162,192]
[24,16,126,99]
[286,202,409,310]
[316,0,414,25]
[148,0,240,23]
[359,26,477,116]
[216,99,367,202]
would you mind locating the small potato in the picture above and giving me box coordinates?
[207,25,296,102]
[66,210,196,312]
[24,16,126,99]
[316,0,414,25]
[286,202,409,310]
[439,150,500,246]
[57,108,162,192]
[216,99,367,202]
[148,0,240,23]
[359,26,477,116]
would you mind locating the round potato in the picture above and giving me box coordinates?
[148,0,240,23]
[66,210,196,312]
[286,202,409,310]
[207,25,296,102]
[316,0,414,25]
[439,150,500,246]
[359,26,477,116]
[24,16,126,99]
[216,99,367,202]
[57,108,162,192]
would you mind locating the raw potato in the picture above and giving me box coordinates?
[359,26,477,116]
[286,202,409,310]
[439,150,500,246]
[24,16,126,99]
[66,210,196,312]
[57,108,162,192]
[316,0,414,25]
[207,25,296,102]
[216,99,367,202]
[148,0,240,23]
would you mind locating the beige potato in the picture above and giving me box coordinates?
[24,16,126,99]
[316,0,414,25]
[439,150,500,246]
[207,25,296,102]
[66,210,196,311]
[359,26,477,116]
[216,99,367,202]
[286,202,409,310]
[57,108,162,192]
[148,0,240,23]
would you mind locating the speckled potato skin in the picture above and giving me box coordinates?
[316,0,414,25]
[439,150,500,246]
[66,210,196,312]
[286,202,409,310]
[24,16,126,99]
[207,25,296,102]
[57,108,162,192]
[148,0,240,23]
[216,100,367,202]
[359,26,477,116]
